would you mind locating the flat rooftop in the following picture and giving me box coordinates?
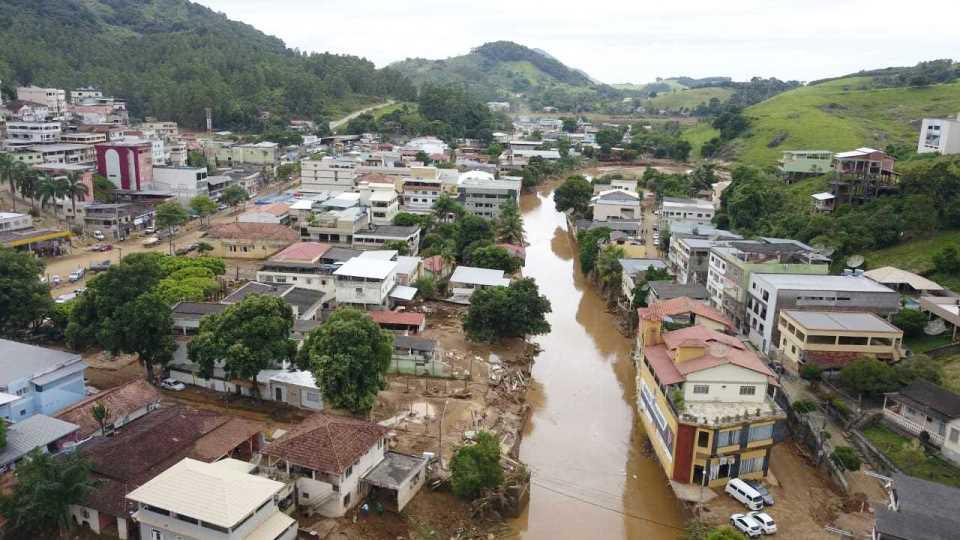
[755,274,894,293]
[784,310,901,333]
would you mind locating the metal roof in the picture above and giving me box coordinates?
[864,266,944,292]
[0,414,79,466]
[449,266,510,287]
[753,274,895,293]
[334,257,398,280]
[0,339,84,386]
[782,310,901,333]
[389,285,418,301]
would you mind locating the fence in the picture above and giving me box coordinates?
[387,354,460,379]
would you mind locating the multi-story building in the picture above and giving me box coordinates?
[590,189,642,221]
[82,202,156,240]
[69,87,102,105]
[634,314,785,487]
[26,143,94,165]
[214,141,279,168]
[5,121,62,146]
[60,132,107,145]
[669,236,731,285]
[457,171,521,220]
[16,86,66,117]
[400,166,447,213]
[745,274,900,355]
[658,197,715,232]
[151,166,209,204]
[917,116,960,155]
[0,339,87,423]
[777,150,833,180]
[300,157,359,193]
[139,120,179,141]
[333,257,398,309]
[357,182,400,225]
[776,310,904,373]
[2,100,49,122]
[707,240,831,332]
[95,140,154,191]
[0,212,33,233]
[256,242,359,298]
[127,458,297,540]
[352,225,421,256]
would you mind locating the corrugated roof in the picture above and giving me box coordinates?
[369,310,425,327]
[56,379,160,439]
[389,285,418,301]
[450,266,510,287]
[0,415,79,466]
[864,266,944,292]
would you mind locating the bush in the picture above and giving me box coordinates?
[829,397,852,418]
[893,309,928,338]
[831,446,862,472]
[800,364,822,382]
[792,399,817,414]
[450,432,503,499]
[413,276,437,300]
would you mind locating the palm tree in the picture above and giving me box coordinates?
[0,153,17,212]
[496,202,524,244]
[36,174,65,211]
[91,401,109,436]
[16,169,40,212]
[62,171,89,224]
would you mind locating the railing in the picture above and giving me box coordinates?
[883,409,945,446]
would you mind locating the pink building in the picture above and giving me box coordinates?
[95,141,153,191]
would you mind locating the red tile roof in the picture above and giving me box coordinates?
[369,310,426,327]
[270,241,332,263]
[637,297,732,329]
[644,325,777,385]
[207,222,299,242]
[262,414,388,475]
[56,379,160,439]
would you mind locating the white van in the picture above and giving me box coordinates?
[725,478,764,511]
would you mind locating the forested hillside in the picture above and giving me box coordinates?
[0,0,416,131]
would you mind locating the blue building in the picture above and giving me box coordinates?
[0,339,87,422]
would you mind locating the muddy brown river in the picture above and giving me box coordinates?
[508,184,685,539]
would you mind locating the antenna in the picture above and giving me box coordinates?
[846,255,864,269]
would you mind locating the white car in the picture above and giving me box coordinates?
[143,226,156,234]
[50,275,61,286]
[748,511,777,534]
[160,378,186,391]
[730,513,763,538]
[55,293,77,304]
[93,230,105,241]
[69,268,85,282]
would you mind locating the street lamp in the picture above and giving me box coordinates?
[117,246,123,262]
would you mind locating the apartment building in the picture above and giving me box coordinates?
[635,315,785,487]
[457,171,521,220]
[917,116,960,155]
[590,189,642,221]
[16,86,66,117]
[658,197,715,232]
[151,166,209,204]
[26,143,94,165]
[745,274,899,355]
[669,236,730,285]
[300,157,359,193]
[256,242,359,297]
[707,240,831,332]
[776,310,904,373]
[5,121,62,147]
[333,257,399,309]
[95,140,154,191]
[82,202,156,240]
[357,182,400,225]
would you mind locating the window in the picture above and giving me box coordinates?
[345,465,353,478]
[740,455,764,474]
[950,428,960,444]
[306,391,320,402]
[739,386,756,396]
[343,493,351,506]
[838,336,869,346]
[693,385,709,394]
[151,530,162,540]
[697,431,709,448]
[748,424,774,442]
[716,428,739,447]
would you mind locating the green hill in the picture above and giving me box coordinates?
[0,0,416,130]
[389,41,613,111]
[645,87,734,110]
[684,76,960,166]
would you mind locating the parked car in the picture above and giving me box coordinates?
[142,237,160,247]
[745,480,775,506]
[89,260,112,273]
[88,243,112,252]
[50,275,61,286]
[55,293,77,304]
[175,243,198,255]
[160,378,186,391]
[748,511,777,534]
[75,287,87,296]
[217,204,228,211]
[68,268,85,282]
[730,513,762,538]
[93,230,105,241]
[143,226,156,234]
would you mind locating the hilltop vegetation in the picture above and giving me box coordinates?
[0,0,416,131]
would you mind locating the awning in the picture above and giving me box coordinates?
[389,285,418,302]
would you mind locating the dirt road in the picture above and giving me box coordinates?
[329,100,396,131]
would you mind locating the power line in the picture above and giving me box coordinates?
[531,480,685,532]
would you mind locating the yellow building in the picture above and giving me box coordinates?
[635,310,785,487]
[777,310,904,373]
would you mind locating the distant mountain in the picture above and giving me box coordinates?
[0,0,416,130]
[389,41,615,110]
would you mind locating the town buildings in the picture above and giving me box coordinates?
[82,202,156,240]
[16,86,66,117]
[745,274,900,354]
[255,242,357,297]
[917,115,960,155]
[873,473,960,540]
[658,197,715,232]
[0,340,87,423]
[457,171,521,219]
[0,414,79,472]
[151,166,209,204]
[591,189,642,221]
[333,257,398,310]
[776,310,904,373]
[95,140,154,191]
[5,120,62,146]
[205,223,300,259]
[300,157,359,193]
[635,312,785,487]
[449,266,511,303]
[56,379,161,439]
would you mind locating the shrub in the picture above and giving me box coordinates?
[831,446,862,472]
[450,432,503,499]
[893,309,928,338]
[792,399,817,414]
[800,364,823,382]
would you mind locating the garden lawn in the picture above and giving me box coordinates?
[863,424,960,488]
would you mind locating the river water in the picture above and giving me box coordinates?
[508,184,685,539]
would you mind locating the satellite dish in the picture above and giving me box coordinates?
[812,244,836,257]
[846,255,865,269]
[925,318,947,336]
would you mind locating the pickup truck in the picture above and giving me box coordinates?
[89,260,112,273]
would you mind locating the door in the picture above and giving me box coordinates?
[275,386,283,402]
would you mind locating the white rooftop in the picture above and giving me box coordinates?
[127,457,284,528]
[811,192,835,201]
[754,274,895,293]
[358,250,398,261]
[661,197,713,209]
[863,266,944,292]
[450,266,510,287]
[334,257,398,280]
[783,310,901,333]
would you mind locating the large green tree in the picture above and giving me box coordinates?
[464,278,551,342]
[467,245,521,273]
[450,431,503,499]
[495,202,524,244]
[119,292,177,379]
[0,450,95,540]
[0,248,55,338]
[188,295,296,397]
[298,308,393,413]
[220,184,250,209]
[553,175,593,217]
[189,195,218,227]
[155,201,189,255]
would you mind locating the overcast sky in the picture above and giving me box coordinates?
[194,0,959,84]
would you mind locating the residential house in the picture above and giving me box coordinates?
[394,255,422,286]
[25,143,94,165]
[256,242,354,297]
[56,379,161,439]
[127,458,297,540]
[658,197,715,232]
[648,280,709,304]
[2,99,49,122]
[637,297,733,332]
[669,236,731,286]
[635,317,785,487]
[151,166,209,204]
[238,202,292,225]
[811,192,836,212]
[457,171,521,220]
[833,147,897,178]
[0,339,87,423]
[369,310,426,334]
[333,257,398,309]
[0,414,79,472]
[257,368,324,411]
[882,381,960,466]
[917,115,960,155]
[874,473,960,540]
[353,225,421,255]
[4,121,62,147]
[777,150,833,180]
[863,266,945,296]
[449,266,511,303]
[390,335,443,376]
[591,189,642,221]
[16,86,66,117]
[830,147,898,206]
[205,222,299,259]
[171,302,229,334]
[260,413,427,516]
[69,406,264,539]
[919,296,960,342]
[776,310,904,373]
[745,274,900,355]
[300,206,369,246]
[707,240,831,332]
[221,281,328,320]
[620,258,669,305]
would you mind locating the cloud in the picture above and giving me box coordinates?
[194,0,960,83]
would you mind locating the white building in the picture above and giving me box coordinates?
[0,212,32,232]
[457,171,521,219]
[357,182,400,225]
[590,189,642,221]
[17,86,66,117]
[745,274,900,354]
[5,121,61,146]
[448,266,510,303]
[659,197,715,232]
[151,166,208,204]
[917,116,960,155]
[333,257,398,309]
[669,236,729,285]
[126,458,297,540]
[300,157,359,193]
[70,87,102,105]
